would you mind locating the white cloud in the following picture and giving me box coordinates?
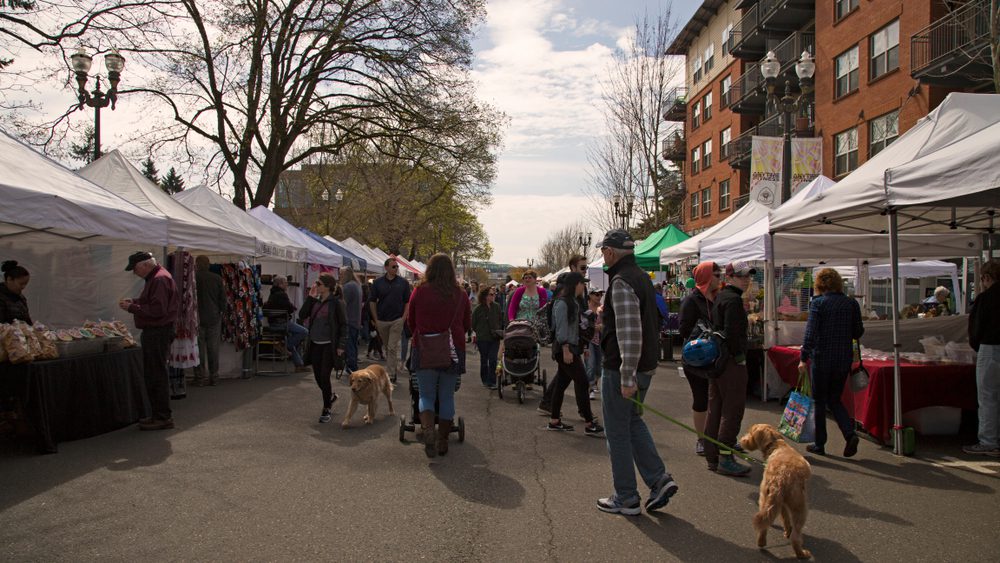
[477,193,600,265]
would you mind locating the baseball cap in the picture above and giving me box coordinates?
[595,229,636,250]
[589,288,605,296]
[725,261,757,277]
[125,251,154,271]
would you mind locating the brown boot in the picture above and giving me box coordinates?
[419,411,437,458]
[437,419,453,456]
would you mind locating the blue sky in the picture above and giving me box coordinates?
[472,0,699,264]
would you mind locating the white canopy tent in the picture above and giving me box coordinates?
[327,236,384,275]
[659,200,775,264]
[80,151,257,256]
[343,237,391,270]
[247,207,342,268]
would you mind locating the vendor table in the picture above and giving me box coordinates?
[766,346,977,443]
[0,348,145,453]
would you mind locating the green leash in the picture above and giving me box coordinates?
[626,397,765,466]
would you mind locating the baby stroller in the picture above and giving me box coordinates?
[397,352,466,444]
[498,320,548,404]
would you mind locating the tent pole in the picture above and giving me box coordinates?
[763,233,777,401]
[888,210,904,456]
[960,258,968,315]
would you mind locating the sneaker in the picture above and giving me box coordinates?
[589,389,598,400]
[695,439,705,456]
[716,455,751,477]
[139,418,175,431]
[584,422,604,436]
[645,474,679,512]
[806,444,826,456]
[318,409,332,423]
[547,421,574,431]
[488,385,498,391]
[597,495,641,516]
[537,404,552,416]
[962,443,1000,457]
[844,435,860,458]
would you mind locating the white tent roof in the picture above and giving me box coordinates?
[771,93,1000,234]
[329,236,385,275]
[80,151,257,256]
[543,266,568,282]
[0,129,167,245]
[247,206,342,267]
[345,237,391,265]
[173,185,306,262]
[660,200,772,264]
[814,260,957,280]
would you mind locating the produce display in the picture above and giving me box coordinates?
[0,319,137,363]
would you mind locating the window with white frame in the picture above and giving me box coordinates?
[701,187,712,217]
[719,179,730,211]
[720,75,732,108]
[835,0,859,21]
[703,139,712,169]
[691,191,700,220]
[835,127,858,177]
[704,43,715,73]
[691,146,701,174]
[870,20,900,80]
[722,23,734,53]
[835,46,859,98]
[869,110,899,157]
[703,91,713,122]
[692,99,701,129]
[720,127,731,159]
[693,55,703,83]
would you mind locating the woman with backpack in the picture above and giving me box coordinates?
[305,274,347,424]
[678,261,722,456]
[546,272,603,435]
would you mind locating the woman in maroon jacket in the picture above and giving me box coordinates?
[406,253,472,458]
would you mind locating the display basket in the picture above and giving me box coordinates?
[54,338,105,358]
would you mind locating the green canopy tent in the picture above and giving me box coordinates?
[634,224,690,271]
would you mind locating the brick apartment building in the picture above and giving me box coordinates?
[667,0,994,233]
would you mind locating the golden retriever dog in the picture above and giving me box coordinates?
[739,423,813,559]
[342,365,395,428]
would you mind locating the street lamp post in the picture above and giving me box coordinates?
[759,50,815,204]
[70,47,125,162]
[577,232,592,257]
[611,193,634,231]
[526,258,534,270]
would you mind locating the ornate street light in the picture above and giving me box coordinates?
[577,232,592,256]
[760,50,815,204]
[70,47,125,161]
[611,192,634,230]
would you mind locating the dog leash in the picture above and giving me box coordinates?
[627,397,766,466]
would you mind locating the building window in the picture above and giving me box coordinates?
[691,146,701,174]
[720,127,731,159]
[691,191,700,220]
[870,20,900,80]
[869,110,899,157]
[835,0,859,21]
[834,127,858,177]
[722,23,734,54]
[693,55,703,83]
[703,139,712,169]
[704,43,715,73]
[701,187,712,217]
[720,75,732,108]
[835,46,859,98]
[719,179,730,211]
[703,92,713,122]
[692,99,701,129]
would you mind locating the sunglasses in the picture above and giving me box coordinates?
[388,265,398,269]
[578,266,588,272]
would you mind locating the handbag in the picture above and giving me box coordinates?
[849,339,869,392]
[778,371,816,443]
[416,295,461,370]
[681,319,729,379]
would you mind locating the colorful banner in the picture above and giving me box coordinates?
[750,136,783,208]
[791,138,823,197]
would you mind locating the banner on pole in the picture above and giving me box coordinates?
[750,136,783,208]
[791,138,823,197]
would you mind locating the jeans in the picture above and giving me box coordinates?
[477,340,499,386]
[377,317,406,377]
[195,321,221,379]
[704,358,748,465]
[810,363,855,448]
[976,344,1000,448]
[141,326,175,421]
[415,367,458,421]
[601,368,667,505]
[586,342,603,385]
[346,325,360,373]
[310,341,336,409]
[270,321,308,366]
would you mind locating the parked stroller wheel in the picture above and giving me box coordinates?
[457,417,465,443]
[517,381,525,404]
[398,415,407,442]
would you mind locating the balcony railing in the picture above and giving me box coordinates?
[759,0,815,31]
[728,128,755,169]
[661,126,686,162]
[730,3,766,60]
[760,31,815,80]
[911,0,991,86]
[730,63,766,114]
[733,193,751,210]
[661,86,689,121]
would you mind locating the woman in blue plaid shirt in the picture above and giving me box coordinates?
[798,268,865,457]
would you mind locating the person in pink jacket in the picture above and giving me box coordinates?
[507,270,548,322]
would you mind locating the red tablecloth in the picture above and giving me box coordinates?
[767,346,977,442]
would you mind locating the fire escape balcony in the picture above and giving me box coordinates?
[661,126,687,162]
[661,86,689,121]
[911,0,992,87]
[730,63,766,115]
[730,3,767,60]
[760,31,815,84]
[758,0,815,33]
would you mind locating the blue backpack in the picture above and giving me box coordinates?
[681,319,728,379]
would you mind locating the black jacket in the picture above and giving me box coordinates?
[0,284,31,325]
[601,254,661,373]
[678,288,711,342]
[712,285,749,359]
[264,286,296,324]
[969,283,1000,351]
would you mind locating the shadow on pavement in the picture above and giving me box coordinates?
[429,443,525,510]
[629,513,763,560]
[807,454,995,491]
[744,474,913,526]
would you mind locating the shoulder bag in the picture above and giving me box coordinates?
[416,292,461,370]
[850,339,870,392]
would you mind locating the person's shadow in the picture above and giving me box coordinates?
[428,442,525,510]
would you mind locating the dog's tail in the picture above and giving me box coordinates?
[753,482,785,530]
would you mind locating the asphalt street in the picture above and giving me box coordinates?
[2,346,998,562]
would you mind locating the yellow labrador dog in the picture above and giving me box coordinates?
[342,365,395,428]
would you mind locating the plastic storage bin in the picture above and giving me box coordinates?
[902,406,961,436]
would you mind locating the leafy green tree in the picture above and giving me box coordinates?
[160,167,184,194]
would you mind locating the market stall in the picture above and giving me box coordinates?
[336,237,386,276]
[299,228,367,273]
[634,224,688,270]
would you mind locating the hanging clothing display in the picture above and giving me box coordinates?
[222,261,262,350]
[167,251,201,370]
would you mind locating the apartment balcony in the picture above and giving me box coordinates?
[661,127,686,162]
[733,193,751,210]
[661,86,689,121]
[758,0,815,32]
[726,112,814,170]
[730,63,766,114]
[760,31,815,84]
[730,3,768,60]
[728,128,755,169]
[911,0,992,87]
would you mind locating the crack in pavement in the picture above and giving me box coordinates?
[530,430,558,561]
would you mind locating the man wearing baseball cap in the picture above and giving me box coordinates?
[704,261,756,476]
[118,251,180,431]
[594,229,678,516]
